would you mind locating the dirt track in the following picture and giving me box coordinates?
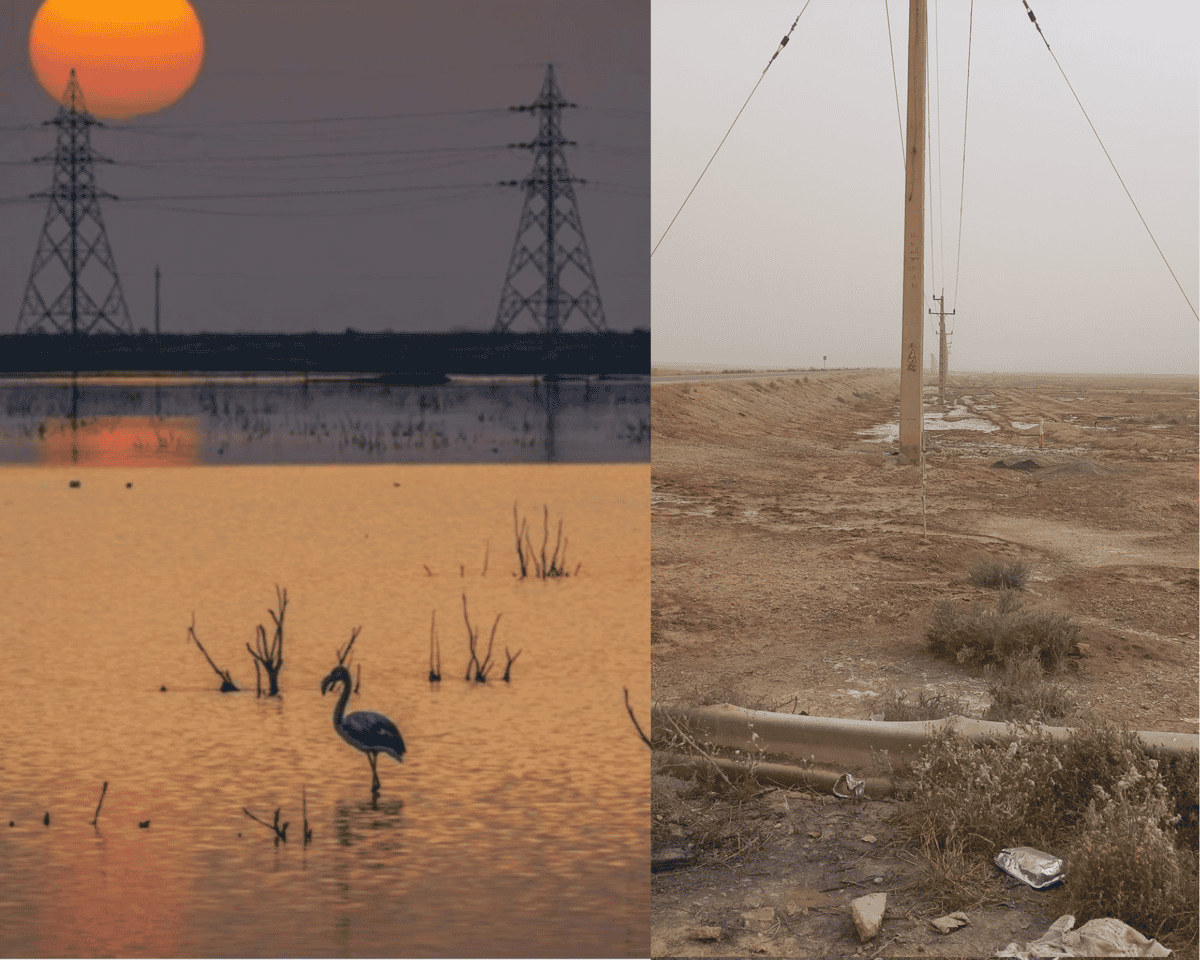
[651,368,1199,958]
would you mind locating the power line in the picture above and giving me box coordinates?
[651,3,813,258]
[107,107,511,131]
[1020,0,1198,322]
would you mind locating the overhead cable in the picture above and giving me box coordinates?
[1020,0,1197,321]
[651,2,813,258]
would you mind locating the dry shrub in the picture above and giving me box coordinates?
[900,726,1066,856]
[1055,776,1197,946]
[869,687,973,722]
[968,558,1030,590]
[899,722,1199,948]
[984,655,1073,723]
[926,591,1079,669]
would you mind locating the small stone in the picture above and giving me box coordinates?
[1076,642,1092,657]
[742,906,776,932]
[687,926,722,942]
[851,893,886,942]
[873,876,884,884]
[930,911,969,934]
[861,834,877,843]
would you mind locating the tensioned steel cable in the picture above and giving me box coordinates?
[1020,0,1198,321]
[651,2,813,258]
[883,0,905,163]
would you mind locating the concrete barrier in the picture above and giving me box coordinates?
[652,702,1199,792]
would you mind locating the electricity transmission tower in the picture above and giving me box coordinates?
[16,69,133,335]
[493,64,607,334]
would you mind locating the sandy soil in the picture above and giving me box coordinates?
[651,369,1198,958]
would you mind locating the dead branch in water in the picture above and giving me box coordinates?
[90,781,108,827]
[502,646,523,683]
[243,806,288,844]
[187,614,238,692]
[461,594,501,682]
[245,585,287,697]
[429,610,441,682]
[513,503,571,578]
[624,688,651,748]
[302,786,312,845]
[335,625,362,667]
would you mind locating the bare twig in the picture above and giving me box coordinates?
[335,626,362,667]
[187,614,238,692]
[461,595,500,682]
[423,564,433,577]
[661,713,733,788]
[502,646,522,682]
[462,594,478,680]
[242,806,288,844]
[514,504,572,578]
[354,663,361,694]
[624,689,651,748]
[245,586,287,696]
[429,610,441,682]
[481,539,489,577]
[477,614,501,681]
[513,502,528,577]
[90,781,108,827]
[302,786,312,845]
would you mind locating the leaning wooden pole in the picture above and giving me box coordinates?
[898,0,928,465]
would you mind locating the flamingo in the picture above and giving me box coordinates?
[320,665,406,795]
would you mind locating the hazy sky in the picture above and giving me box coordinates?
[652,0,1198,374]
[0,1,648,335]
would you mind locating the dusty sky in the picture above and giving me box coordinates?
[0,0,648,335]
[652,0,1198,375]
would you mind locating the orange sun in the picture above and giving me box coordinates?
[29,0,205,120]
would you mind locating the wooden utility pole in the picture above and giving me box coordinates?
[898,0,927,465]
[154,264,161,335]
[928,290,954,407]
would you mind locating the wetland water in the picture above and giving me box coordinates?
[0,374,649,464]
[0,459,648,956]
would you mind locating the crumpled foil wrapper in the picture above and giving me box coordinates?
[832,773,865,799]
[994,846,1065,889]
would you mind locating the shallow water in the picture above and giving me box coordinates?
[0,375,650,464]
[0,463,649,957]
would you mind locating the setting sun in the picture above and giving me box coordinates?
[29,0,204,120]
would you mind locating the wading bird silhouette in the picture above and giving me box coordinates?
[320,665,406,795]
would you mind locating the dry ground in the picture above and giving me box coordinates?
[651,368,1198,958]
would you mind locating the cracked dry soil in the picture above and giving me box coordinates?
[651,368,1198,959]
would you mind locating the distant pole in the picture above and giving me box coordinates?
[898,0,927,465]
[823,355,826,369]
[928,290,954,408]
[155,265,160,335]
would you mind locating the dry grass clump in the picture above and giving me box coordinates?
[983,655,1073,723]
[651,749,772,865]
[926,591,1080,669]
[968,558,1030,590]
[1058,776,1197,946]
[898,721,1198,948]
[868,687,973,722]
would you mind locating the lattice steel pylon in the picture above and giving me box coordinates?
[16,69,133,335]
[493,64,607,333]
